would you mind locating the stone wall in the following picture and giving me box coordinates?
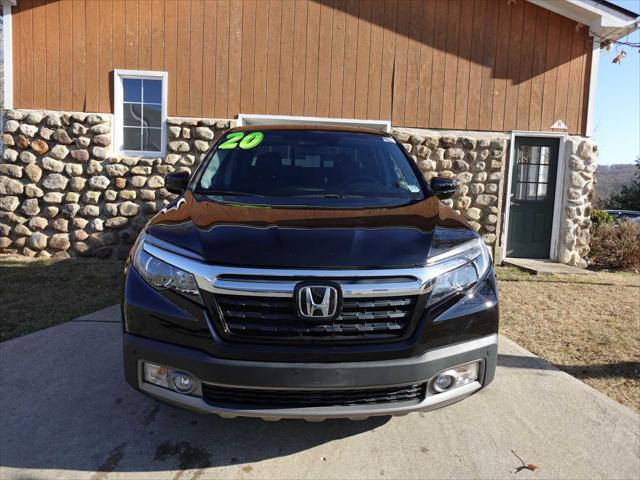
[0,109,231,259]
[391,128,508,253]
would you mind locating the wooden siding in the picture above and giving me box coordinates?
[11,0,592,134]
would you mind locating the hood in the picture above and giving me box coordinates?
[146,192,474,269]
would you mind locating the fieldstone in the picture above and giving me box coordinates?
[140,189,156,201]
[72,123,88,136]
[39,127,54,140]
[89,175,110,190]
[458,184,469,196]
[569,155,584,171]
[486,214,498,225]
[577,141,594,159]
[465,207,482,221]
[168,126,181,140]
[65,192,80,203]
[48,145,69,160]
[485,183,498,194]
[86,160,103,174]
[45,114,62,127]
[452,160,469,172]
[165,154,181,165]
[49,233,71,251]
[36,250,51,258]
[3,149,19,162]
[19,124,38,137]
[0,223,10,236]
[21,198,40,216]
[104,190,117,201]
[31,139,50,155]
[86,114,104,125]
[16,135,31,149]
[42,173,69,191]
[482,234,496,245]
[5,120,20,132]
[2,133,15,146]
[478,139,490,149]
[90,218,104,232]
[70,149,90,162]
[89,146,108,160]
[90,124,110,135]
[92,134,111,147]
[490,139,505,151]
[471,161,486,172]
[44,206,59,218]
[29,217,48,230]
[73,217,89,229]
[43,192,63,204]
[169,141,190,153]
[446,148,465,160]
[143,202,157,214]
[119,201,140,217]
[0,237,12,249]
[0,177,24,195]
[475,194,497,206]
[69,177,87,192]
[25,185,44,198]
[84,191,102,204]
[51,218,69,232]
[488,172,501,181]
[468,221,481,232]
[490,149,503,159]
[28,232,48,250]
[147,175,165,188]
[82,205,100,217]
[73,242,90,255]
[19,151,37,164]
[114,178,127,189]
[439,136,456,148]
[25,112,44,124]
[419,159,437,171]
[479,149,490,161]
[157,165,176,175]
[570,172,586,188]
[65,163,84,176]
[77,136,91,148]
[457,172,473,184]
[74,229,89,241]
[105,203,119,216]
[106,164,129,177]
[130,176,147,188]
[485,226,496,233]
[119,190,137,200]
[121,156,140,167]
[459,137,477,150]
[194,140,210,152]
[490,160,502,170]
[457,196,472,210]
[42,157,65,173]
[105,216,129,229]
[469,183,485,195]
[179,155,195,166]
[14,224,32,236]
[0,164,23,178]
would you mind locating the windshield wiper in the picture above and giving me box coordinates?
[197,189,263,197]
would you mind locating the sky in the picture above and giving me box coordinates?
[592,0,640,165]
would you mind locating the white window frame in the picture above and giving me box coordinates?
[113,69,168,157]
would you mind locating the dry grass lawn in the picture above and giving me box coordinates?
[497,266,640,411]
[0,255,125,342]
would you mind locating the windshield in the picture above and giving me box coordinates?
[195,130,424,207]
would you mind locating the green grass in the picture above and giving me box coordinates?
[0,256,125,341]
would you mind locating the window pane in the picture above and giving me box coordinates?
[143,79,162,103]
[537,183,548,199]
[539,147,551,165]
[142,103,162,128]
[538,164,549,183]
[123,127,142,151]
[527,183,538,200]
[123,78,142,102]
[123,103,142,127]
[142,128,162,152]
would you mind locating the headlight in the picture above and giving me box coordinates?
[133,243,201,299]
[426,238,491,306]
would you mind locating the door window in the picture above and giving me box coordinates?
[514,146,551,201]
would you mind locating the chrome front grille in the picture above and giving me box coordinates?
[213,293,419,342]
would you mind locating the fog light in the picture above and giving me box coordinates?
[432,361,481,393]
[143,362,169,388]
[171,372,194,394]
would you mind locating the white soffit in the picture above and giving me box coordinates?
[237,114,392,133]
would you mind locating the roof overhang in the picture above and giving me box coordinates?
[530,0,639,43]
[0,1,17,7]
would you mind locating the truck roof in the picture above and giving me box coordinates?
[229,124,389,136]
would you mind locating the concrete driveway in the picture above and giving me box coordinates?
[1,305,638,480]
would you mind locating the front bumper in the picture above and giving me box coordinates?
[124,333,498,420]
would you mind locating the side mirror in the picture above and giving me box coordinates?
[430,177,457,199]
[165,170,190,195]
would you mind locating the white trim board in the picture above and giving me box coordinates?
[501,131,568,262]
[112,69,168,158]
[3,2,13,110]
[585,38,600,137]
[237,114,391,133]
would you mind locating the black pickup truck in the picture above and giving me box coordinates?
[122,125,498,420]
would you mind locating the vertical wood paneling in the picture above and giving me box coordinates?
[378,0,397,121]
[188,0,204,117]
[10,0,594,134]
[304,0,321,116]
[341,0,359,118]
[228,0,243,118]
[278,0,295,115]
[163,0,178,115]
[417,0,435,128]
[253,0,269,114]
[175,0,190,116]
[201,0,217,117]
[266,0,283,115]
[317,0,334,117]
[403,0,421,127]
[441,0,461,128]
[98,0,113,113]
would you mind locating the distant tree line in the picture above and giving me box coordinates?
[605,158,640,211]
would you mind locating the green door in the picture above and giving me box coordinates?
[506,137,559,258]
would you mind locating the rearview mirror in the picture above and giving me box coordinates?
[165,171,190,195]
[430,177,457,199]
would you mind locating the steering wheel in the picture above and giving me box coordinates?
[339,176,384,189]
